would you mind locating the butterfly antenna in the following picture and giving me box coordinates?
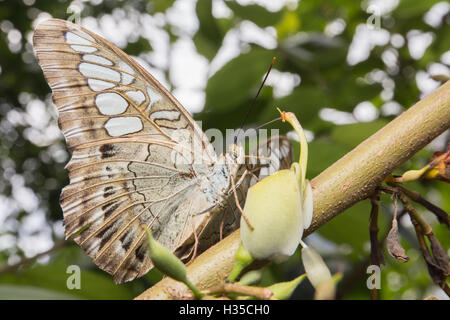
[234,57,276,144]
[255,116,282,130]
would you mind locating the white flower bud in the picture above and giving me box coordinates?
[239,110,314,263]
[301,245,332,288]
[241,164,304,262]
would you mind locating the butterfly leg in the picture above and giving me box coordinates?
[180,201,202,266]
[219,205,227,241]
[245,154,276,164]
[227,163,254,231]
[192,204,217,216]
[187,215,200,264]
[248,169,261,182]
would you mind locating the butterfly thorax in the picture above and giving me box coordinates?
[198,144,244,205]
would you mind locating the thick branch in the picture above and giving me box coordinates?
[136,81,450,300]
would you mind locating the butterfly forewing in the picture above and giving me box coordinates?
[33,19,217,283]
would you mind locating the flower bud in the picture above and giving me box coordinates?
[237,269,264,286]
[240,164,304,262]
[228,243,254,282]
[315,274,341,300]
[301,245,332,288]
[398,166,430,182]
[144,226,202,298]
[267,274,306,300]
[239,109,314,263]
[314,278,335,300]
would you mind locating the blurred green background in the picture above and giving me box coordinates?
[0,0,449,300]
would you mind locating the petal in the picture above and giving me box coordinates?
[302,180,314,229]
[301,245,332,288]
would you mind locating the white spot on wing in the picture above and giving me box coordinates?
[118,61,135,85]
[104,117,143,136]
[66,32,93,45]
[125,90,145,105]
[150,110,180,121]
[95,93,128,115]
[71,45,97,53]
[79,63,121,82]
[88,79,115,91]
[118,61,135,74]
[83,54,113,66]
[122,73,134,85]
[75,30,95,42]
[147,87,162,108]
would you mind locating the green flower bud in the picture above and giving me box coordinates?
[237,269,265,286]
[228,243,254,282]
[267,274,306,300]
[301,244,332,288]
[144,226,202,299]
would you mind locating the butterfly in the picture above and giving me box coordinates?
[33,18,293,283]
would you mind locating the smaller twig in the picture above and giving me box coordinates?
[0,240,68,274]
[228,164,254,230]
[380,185,435,236]
[203,283,273,300]
[369,191,384,300]
[397,192,433,236]
[444,284,450,297]
[369,192,385,266]
[377,185,397,195]
[394,184,449,228]
[402,195,450,295]
[248,170,260,182]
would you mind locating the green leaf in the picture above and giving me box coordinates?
[331,120,389,147]
[148,0,176,13]
[205,47,274,112]
[393,0,442,19]
[273,86,326,124]
[124,37,152,56]
[194,0,223,60]
[0,247,135,300]
[0,284,81,300]
[306,140,351,179]
[318,200,389,258]
[193,32,219,61]
[276,11,301,39]
[225,1,284,28]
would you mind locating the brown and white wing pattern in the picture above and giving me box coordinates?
[247,135,293,184]
[33,19,217,283]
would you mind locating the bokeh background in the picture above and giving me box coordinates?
[0,0,449,299]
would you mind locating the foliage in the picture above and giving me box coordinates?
[0,0,448,299]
